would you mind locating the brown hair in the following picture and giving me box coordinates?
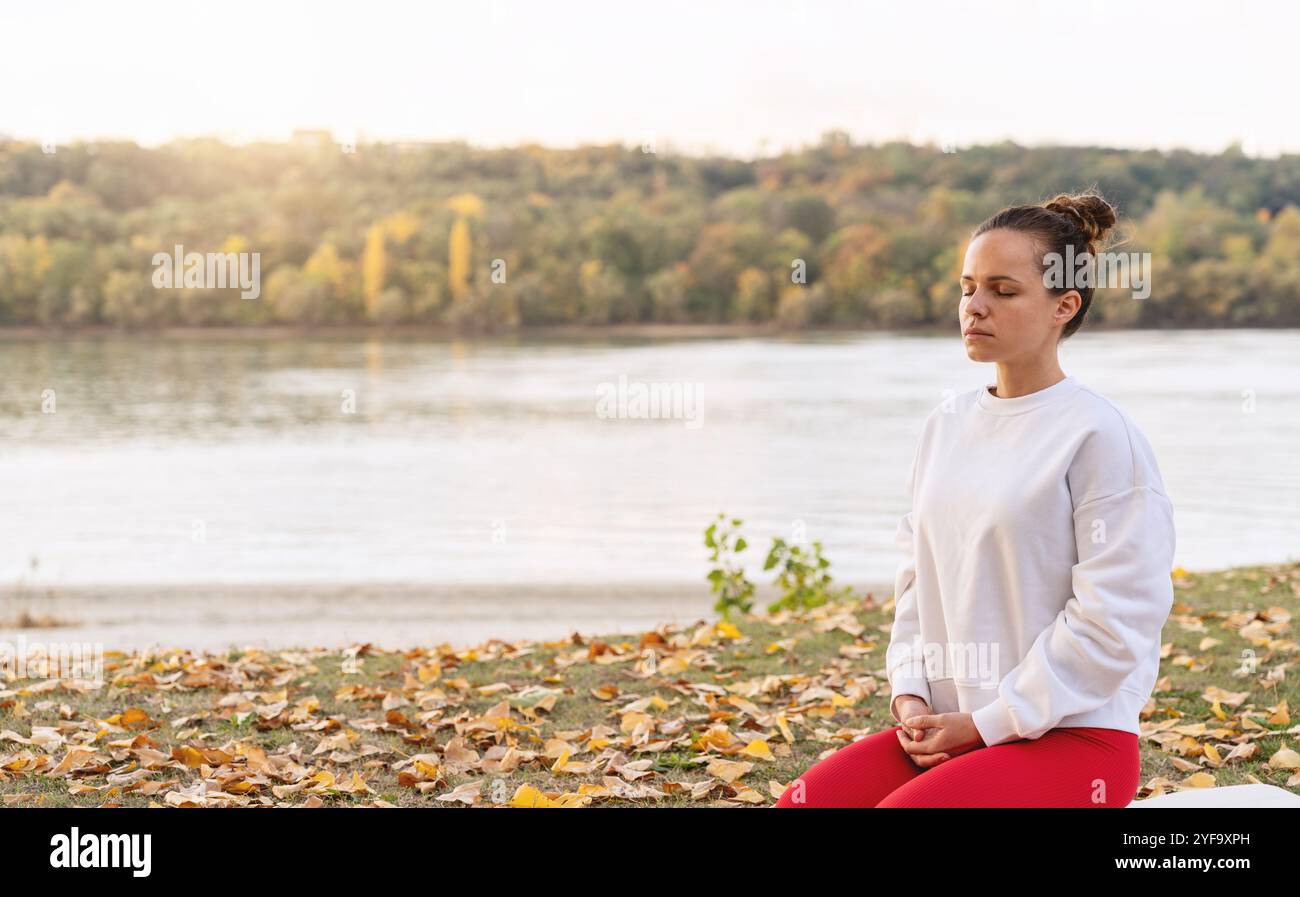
[971,188,1119,340]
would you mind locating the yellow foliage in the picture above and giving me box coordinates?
[304,242,344,295]
[384,211,420,246]
[446,193,484,218]
[362,223,387,318]
[448,217,472,302]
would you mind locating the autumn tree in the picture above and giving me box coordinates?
[362,223,387,320]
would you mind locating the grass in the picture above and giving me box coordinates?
[1,560,1297,807]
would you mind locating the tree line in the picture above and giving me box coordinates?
[2,131,1299,330]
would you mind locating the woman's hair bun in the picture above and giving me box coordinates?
[1042,190,1117,246]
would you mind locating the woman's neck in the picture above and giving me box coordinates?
[990,359,1067,398]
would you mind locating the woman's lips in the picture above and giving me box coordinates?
[964,330,992,339]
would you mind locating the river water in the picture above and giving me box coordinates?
[2,329,1297,593]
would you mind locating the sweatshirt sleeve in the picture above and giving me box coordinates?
[884,439,931,722]
[970,481,1176,746]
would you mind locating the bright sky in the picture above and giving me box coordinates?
[3,0,1296,157]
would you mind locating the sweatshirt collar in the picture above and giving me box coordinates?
[977,373,1080,416]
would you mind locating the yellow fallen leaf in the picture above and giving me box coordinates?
[697,726,736,750]
[706,758,753,783]
[739,739,773,760]
[1267,700,1289,726]
[120,708,154,730]
[435,781,482,804]
[1223,742,1258,763]
[657,655,690,675]
[171,746,205,768]
[50,748,96,776]
[714,621,742,640]
[336,770,374,795]
[729,785,766,804]
[552,792,592,807]
[1202,686,1249,708]
[510,784,560,808]
[620,711,652,734]
[1267,747,1300,770]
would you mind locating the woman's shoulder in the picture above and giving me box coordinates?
[1065,383,1168,502]
[1068,382,1154,448]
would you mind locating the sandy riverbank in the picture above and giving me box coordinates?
[0,581,893,652]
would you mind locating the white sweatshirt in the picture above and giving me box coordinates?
[884,373,1176,747]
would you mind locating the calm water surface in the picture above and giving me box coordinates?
[2,330,1297,589]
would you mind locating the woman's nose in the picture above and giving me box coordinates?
[965,290,989,315]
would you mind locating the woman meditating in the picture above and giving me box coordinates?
[776,189,1176,807]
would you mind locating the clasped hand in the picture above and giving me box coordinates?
[891,695,985,768]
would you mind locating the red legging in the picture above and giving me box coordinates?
[774,725,1138,807]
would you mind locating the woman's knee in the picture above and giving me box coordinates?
[773,726,915,808]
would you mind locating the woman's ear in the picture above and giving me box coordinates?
[1052,289,1082,326]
